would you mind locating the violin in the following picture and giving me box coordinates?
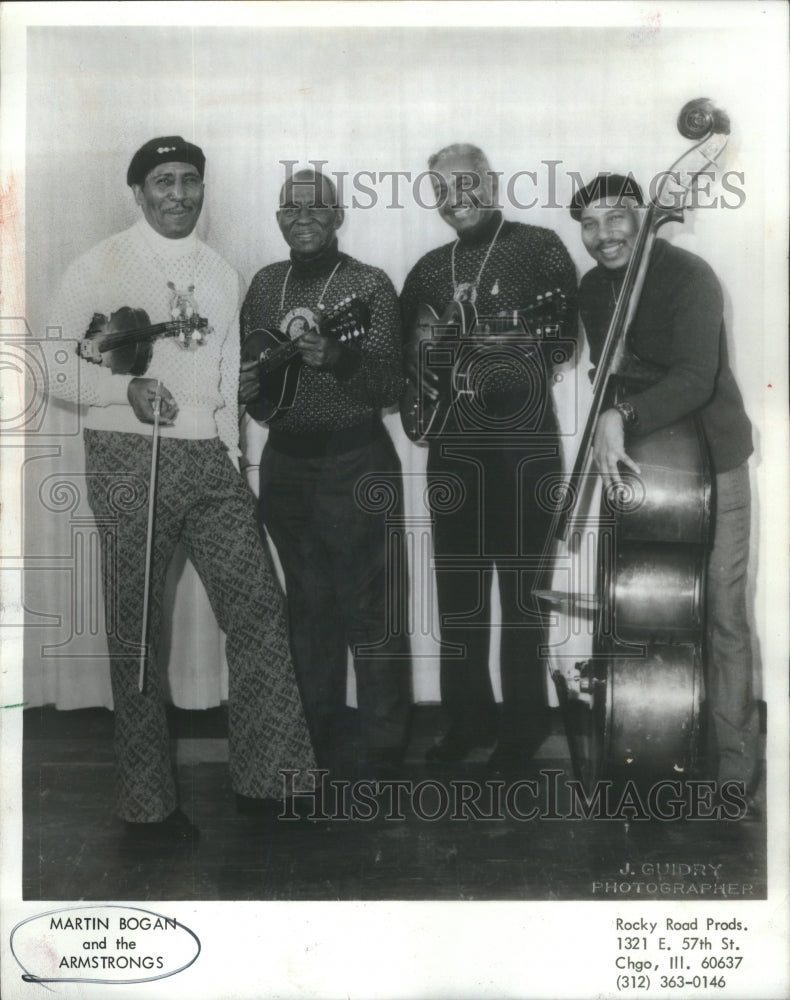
[535,98,732,788]
[78,306,209,376]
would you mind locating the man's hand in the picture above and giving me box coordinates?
[127,378,178,425]
[404,340,439,402]
[298,329,342,369]
[238,359,261,405]
[593,407,641,489]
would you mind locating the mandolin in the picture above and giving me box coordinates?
[79,306,209,376]
[241,296,370,422]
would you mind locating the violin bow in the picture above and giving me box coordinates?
[138,382,162,693]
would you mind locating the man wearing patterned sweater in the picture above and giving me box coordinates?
[400,143,578,773]
[240,169,411,778]
[44,136,315,840]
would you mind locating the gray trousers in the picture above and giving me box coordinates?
[706,461,760,791]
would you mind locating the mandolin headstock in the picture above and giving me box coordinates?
[317,296,371,344]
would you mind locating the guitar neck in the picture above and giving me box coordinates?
[476,307,562,337]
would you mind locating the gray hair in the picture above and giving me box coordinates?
[428,143,492,176]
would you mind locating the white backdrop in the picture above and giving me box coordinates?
[22,21,778,710]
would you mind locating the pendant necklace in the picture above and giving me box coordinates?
[145,239,208,349]
[451,217,505,304]
[278,260,343,337]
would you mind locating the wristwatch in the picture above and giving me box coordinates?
[614,401,639,429]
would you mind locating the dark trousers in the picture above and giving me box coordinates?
[427,436,561,743]
[259,428,411,765]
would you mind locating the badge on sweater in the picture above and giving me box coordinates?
[280,306,319,339]
[168,282,210,348]
[453,281,478,305]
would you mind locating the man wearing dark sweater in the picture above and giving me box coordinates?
[240,169,410,778]
[572,173,759,799]
[400,143,578,772]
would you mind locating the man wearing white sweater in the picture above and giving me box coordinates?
[43,136,316,841]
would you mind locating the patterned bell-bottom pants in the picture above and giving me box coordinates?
[84,429,316,822]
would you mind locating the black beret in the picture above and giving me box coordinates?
[570,173,644,221]
[126,136,206,187]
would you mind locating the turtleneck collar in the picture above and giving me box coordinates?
[596,236,665,284]
[289,238,342,279]
[598,263,628,284]
[456,210,504,245]
[135,216,198,258]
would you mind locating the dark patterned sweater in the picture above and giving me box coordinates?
[241,244,403,433]
[400,213,578,429]
[579,238,753,473]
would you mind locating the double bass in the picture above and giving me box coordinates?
[536,99,732,787]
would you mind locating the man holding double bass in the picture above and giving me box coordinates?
[572,173,759,810]
[400,143,578,774]
[43,136,316,840]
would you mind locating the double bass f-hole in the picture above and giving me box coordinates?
[535,98,730,789]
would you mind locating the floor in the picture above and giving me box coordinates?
[23,705,766,902]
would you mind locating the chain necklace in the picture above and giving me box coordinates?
[610,276,623,312]
[451,216,505,302]
[279,260,343,314]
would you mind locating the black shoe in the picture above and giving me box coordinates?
[486,736,546,778]
[425,729,496,764]
[123,808,199,844]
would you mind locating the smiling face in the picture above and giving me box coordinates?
[277,173,344,256]
[579,197,642,270]
[133,161,204,239]
[431,152,497,236]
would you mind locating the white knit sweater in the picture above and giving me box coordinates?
[45,218,244,457]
